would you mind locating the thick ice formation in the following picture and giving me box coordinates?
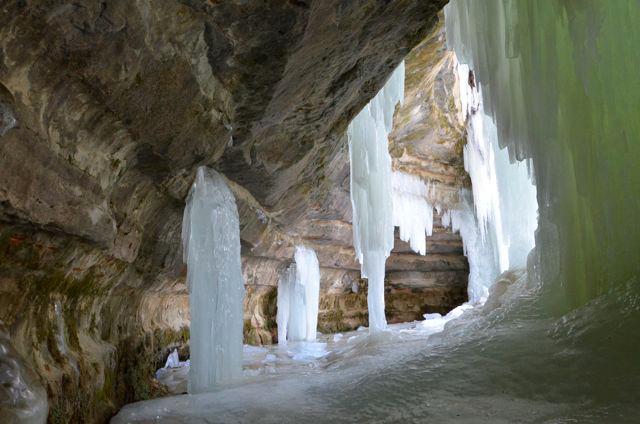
[348,62,404,332]
[182,167,244,393]
[456,62,538,272]
[448,193,500,303]
[391,171,434,255]
[443,0,640,306]
[438,56,538,303]
[297,246,320,341]
[277,246,321,343]
[276,266,293,344]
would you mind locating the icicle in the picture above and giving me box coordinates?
[348,62,404,332]
[450,191,499,303]
[182,167,244,393]
[391,171,434,255]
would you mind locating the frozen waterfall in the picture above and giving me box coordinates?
[437,57,539,303]
[181,167,245,393]
[348,61,404,332]
[457,61,538,271]
[277,246,320,343]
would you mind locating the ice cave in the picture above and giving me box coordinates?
[1,1,639,423]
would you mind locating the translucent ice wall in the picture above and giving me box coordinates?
[348,62,404,332]
[445,0,640,306]
[182,167,244,393]
[277,246,320,343]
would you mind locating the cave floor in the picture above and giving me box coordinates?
[111,281,640,424]
[154,309,468,396]
[114,305,471,422]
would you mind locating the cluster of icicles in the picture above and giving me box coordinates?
[347,57,537,321]
[179,53,538,393]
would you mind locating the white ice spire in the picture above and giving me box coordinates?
[182,167,245,393]
[277,245,321,343]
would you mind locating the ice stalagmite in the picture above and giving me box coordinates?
[182,167,244,393]
[277,246,320,343]
[296,246,320,341]
[276,266,293,344]
[348,62,404,332]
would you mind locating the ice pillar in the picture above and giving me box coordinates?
[277,246,320,343]
[182,167,245,393]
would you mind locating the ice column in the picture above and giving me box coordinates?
[277,246,320,343]
[297,246,321,341]
[182,167,245,393]
[348,62,404,332]
[276,266,293,344]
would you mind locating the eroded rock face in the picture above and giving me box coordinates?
[0,1,468,421]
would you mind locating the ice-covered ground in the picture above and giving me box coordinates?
[182,167,244,392]
[154,300,476,397]
[113,271,640,423]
